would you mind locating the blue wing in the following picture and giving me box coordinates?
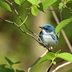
[49,34,58,43]
[38,31,43,41]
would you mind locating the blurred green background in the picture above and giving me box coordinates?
[0,0,72,72]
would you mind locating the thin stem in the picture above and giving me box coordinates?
[47,63,53,72]
[50,6,72,53]
[60,9,62,21]
[0,17,46,48]
[28,50,48,72]
[18,15,28,27]
[0,18,18,26]
[5,0,19,15]
[5,0,42,42]
[2,0,47,49]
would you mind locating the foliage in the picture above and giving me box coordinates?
[0,57,25,72]
[55,17,72,34]
[14,0,25,5]
[0,0,12,12]
[0,0,72,72]
[34,51,72,66]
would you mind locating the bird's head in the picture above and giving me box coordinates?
[39,24,55,33]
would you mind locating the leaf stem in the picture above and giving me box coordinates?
[47,63,53,72]
[28,50,48,72]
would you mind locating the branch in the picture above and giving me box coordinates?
[52,62,71,72]
[50,6,72,53]
[28,50,48,72]
[5,1,45,50]
[5,0,19,15]
[5,0,41,42]
[20,16,41,41]
[47,63,53,72]
[0,17,47,48]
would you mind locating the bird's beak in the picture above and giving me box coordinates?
[39,26,43,29]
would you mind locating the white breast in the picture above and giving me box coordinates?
[42,30,56,46]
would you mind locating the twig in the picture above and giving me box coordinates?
[2,0,45,47]
[20,15,41,41]
[50,6,72,53]
[0,18,37,42]
[47,62,53,72]
[28,50,48,72]
[52,62,71,72]
[18,15,28,27]
[0,18,18,26]
[5,0,19,15]
[0,17,46,48]
[46,6,72,72]
[60,9,62,21]
[5,0,41,41]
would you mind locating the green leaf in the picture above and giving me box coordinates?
[55,17,72,34]
[58,2,64,10]
[27,0,39,5]
[31,5,39,16]
[0,0,12,12]
[5,57,14,66]
[42,0,57,9]
[37,52,55,64]
[14,0,25,5]
[57,53,72,62]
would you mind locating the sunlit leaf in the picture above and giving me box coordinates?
[14,0,25,5]
[55,17,72,34]
[27,0,39,5]
[0,0,12,12]
[37,52,55,64]
[57,53,72,62]
[31,5,39,16]
[42,0,57,9]
[58,2,64,10]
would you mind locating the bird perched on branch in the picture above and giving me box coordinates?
[39,24,58,50]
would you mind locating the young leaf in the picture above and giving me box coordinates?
[42,0,57,9]
[5,57,14,66]
[58,2,64,10]
[57,53,72,62]
[55,17,72,34]
[0,1,12,12]
[31,5,39,16]
[14,0,25,5]
[37,52,55,64]
[27,0,39,5]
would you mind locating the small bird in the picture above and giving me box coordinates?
[39,24,58,49]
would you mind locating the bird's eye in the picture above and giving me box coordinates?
[44,28,51,32]
[48,29,51,32]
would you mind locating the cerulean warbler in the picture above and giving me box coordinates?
[39,24,58,49]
